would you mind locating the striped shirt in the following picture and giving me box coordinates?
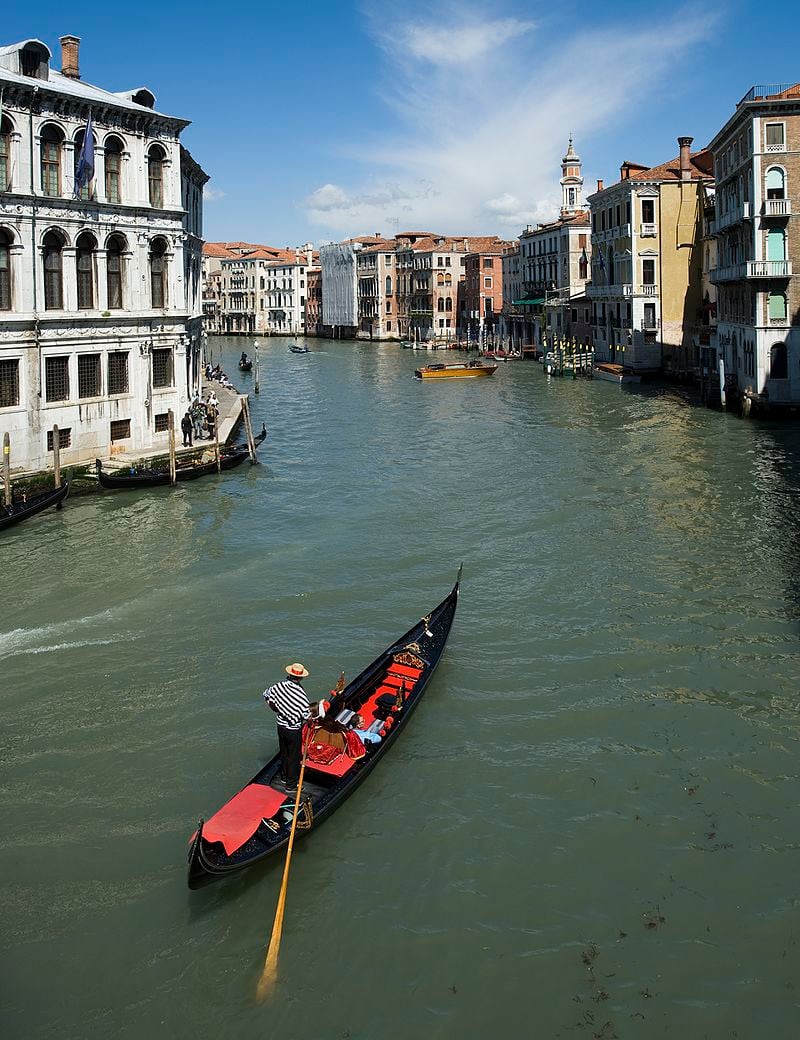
[263,678,311,730]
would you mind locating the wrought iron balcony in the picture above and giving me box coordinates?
[641,317,660,331]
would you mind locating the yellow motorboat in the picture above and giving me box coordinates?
[414,361,498,380]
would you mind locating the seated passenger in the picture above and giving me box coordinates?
[350,713,382,745]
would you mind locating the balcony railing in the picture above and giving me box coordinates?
[739,83,800,105]
[638,284,658,296]
[717,201,751,230]
[640,222,658,237]
[640,317,660,331]
[711,259,793,282]
[587,283,632,298]
[762,198,792,217]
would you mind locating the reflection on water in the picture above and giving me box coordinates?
[2,337,800,1038]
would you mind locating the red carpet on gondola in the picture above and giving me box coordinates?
[203,784,288,854]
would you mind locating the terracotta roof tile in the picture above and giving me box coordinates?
[627,148,713,182]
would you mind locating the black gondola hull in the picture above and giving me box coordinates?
[0,481,70,531]
[187,572,461,887]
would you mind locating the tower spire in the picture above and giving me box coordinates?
[560,136,583,217]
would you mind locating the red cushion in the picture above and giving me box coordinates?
[390,663,423,679]
[203,784,288,855]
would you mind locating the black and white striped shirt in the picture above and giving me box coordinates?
[263,678,311,730]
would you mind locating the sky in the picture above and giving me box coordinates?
[3,0,800,247]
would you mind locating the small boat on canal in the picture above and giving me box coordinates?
[415,360,498,380]
[95,426,266,490]
[238,357,253,372]
[592,362,641,385]
[186,569,462,887]
[0,480,70,532]
[288,345,309,354]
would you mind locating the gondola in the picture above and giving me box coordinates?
[239,359,253,371]
[95,425,266,490]
[187,568,462,887]
[0,480,70,531]
[288,345,309,354]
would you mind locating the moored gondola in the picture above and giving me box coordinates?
[95,425,266,490]
[0,480,70,531]
[187,568,462,887]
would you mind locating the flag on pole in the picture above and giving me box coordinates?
[74,112,95,198]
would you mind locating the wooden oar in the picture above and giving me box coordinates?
[256,733,313,1002]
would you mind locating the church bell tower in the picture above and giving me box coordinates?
[560,136,584,217]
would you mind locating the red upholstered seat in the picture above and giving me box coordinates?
[203,784,288,855]
[389,663,423,680]
[306,752,359,778]
[382,674,406,690]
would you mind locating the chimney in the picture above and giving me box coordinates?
[59,35,80,79]
[620,164,629,181]
[678,136,693,181]
[597,179,604,193]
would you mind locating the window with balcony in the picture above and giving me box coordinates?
[765,167,786,200]
[40,125,64,197]
[765,123,785,151]
[766,228,786,261]
[0,358,19,407]
[43,231,64,309]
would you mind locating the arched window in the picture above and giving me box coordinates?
[0,116,11,191]
[765,167,786,200]
[437,273,445,286]
[43,230,64,309]
[74,127,96,201]
[771,342,788,379]
[445,298,452,312]
[0,229,11,310]
[105,136,123,203]
[445,274,452,286]
[385,275,392,295]
[76,232,96,309]
[437,297,444,312]
[149,237,167,308]
[41,125,64,197]
[106,235,124,309]
[148,145,165,208]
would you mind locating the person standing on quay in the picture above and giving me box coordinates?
[264,663,312,789]
[180,411,193,447]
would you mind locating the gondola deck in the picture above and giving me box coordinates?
[187,570,461,887]
[0,481,70,531]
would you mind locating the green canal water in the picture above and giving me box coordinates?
[3,335,800,1039]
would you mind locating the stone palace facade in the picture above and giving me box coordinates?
[0,36,207,474]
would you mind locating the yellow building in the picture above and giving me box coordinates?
[587,138,713,373]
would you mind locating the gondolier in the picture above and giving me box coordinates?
[264,663,313,790]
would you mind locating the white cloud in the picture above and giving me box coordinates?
[303,3,717,237]
[203,186,226,202]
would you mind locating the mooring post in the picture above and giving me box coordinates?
[214,411,221,473]
[2,431,11,507]
[52,425,61,489]
[254,341,260,394]
[168,409,177,486]
[718,357,726,410]
[241,396,256,462]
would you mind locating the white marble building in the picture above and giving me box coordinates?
[0,36,208,474]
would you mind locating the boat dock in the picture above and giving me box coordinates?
[542,344,595,378]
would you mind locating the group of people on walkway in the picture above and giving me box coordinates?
[205,362,235,391]
[180,391,220,448]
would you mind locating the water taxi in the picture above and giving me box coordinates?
[414,361,498,380]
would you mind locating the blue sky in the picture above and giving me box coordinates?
[4,1,800,246]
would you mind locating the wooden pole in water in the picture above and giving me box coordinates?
[52,426,61,489]
[254,341,260,394]
[214,409,221,473]
[242,396,257,462]
[168,410,177,486]
[2,432,11,507]
[256,732,315,1002]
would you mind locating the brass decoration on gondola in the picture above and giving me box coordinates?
[395,646,426,669]
[296,799,314,830]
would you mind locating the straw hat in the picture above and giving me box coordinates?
[285,662,309,678]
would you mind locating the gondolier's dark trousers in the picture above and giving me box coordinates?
[277,723,302,784]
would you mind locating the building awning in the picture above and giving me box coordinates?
[512,295,545,306]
